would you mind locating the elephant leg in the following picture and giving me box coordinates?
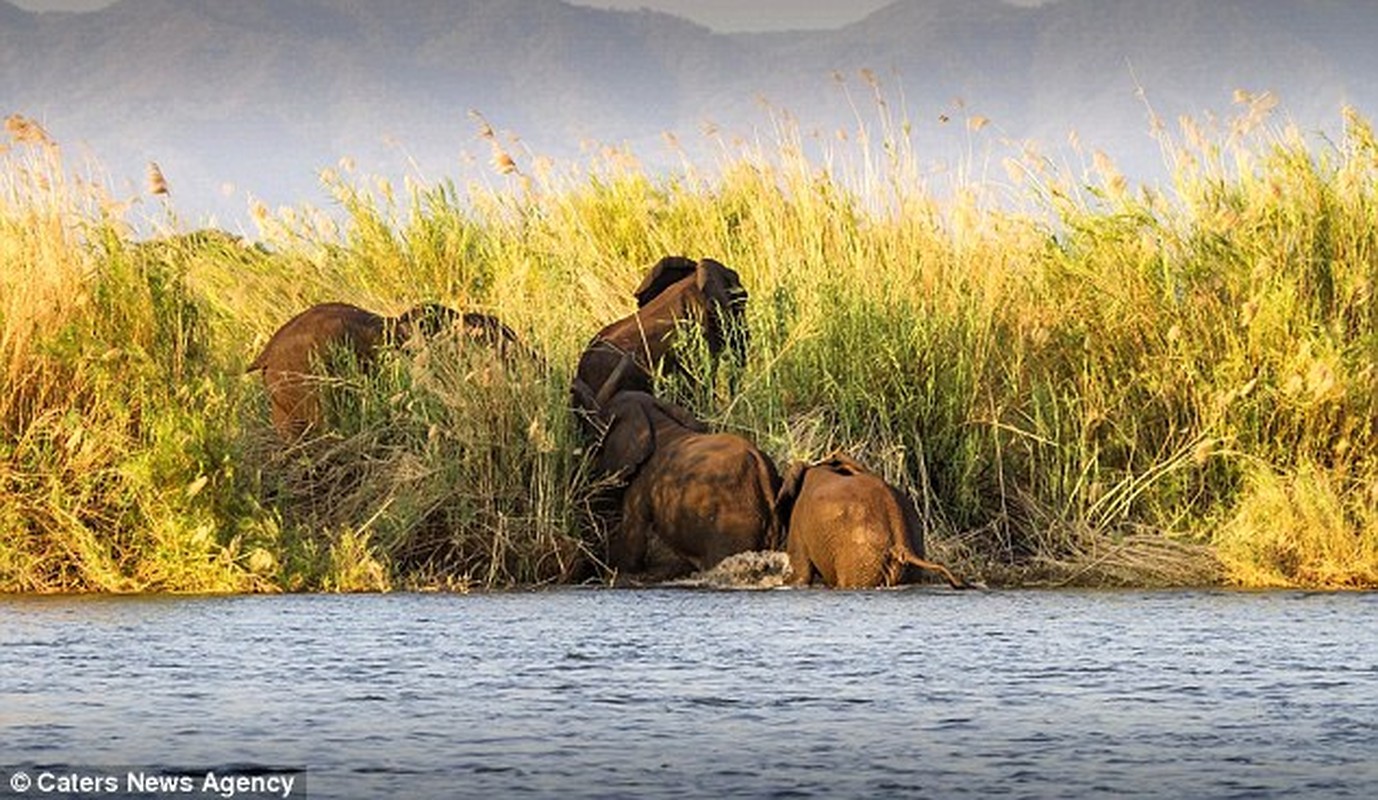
[883,557,904,588]
[643,535,696,582]
[266,371,319,440]
[269,398,301,440]
[608,501,650,576]
[785,538,816,586]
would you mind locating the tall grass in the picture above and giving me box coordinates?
[3,91,1377,592]
[1,118,258,591]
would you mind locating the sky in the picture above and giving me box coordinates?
[9,0,1048,32]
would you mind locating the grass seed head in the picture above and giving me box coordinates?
[146,161,169,196]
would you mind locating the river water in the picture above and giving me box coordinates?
[2,588,1376,799]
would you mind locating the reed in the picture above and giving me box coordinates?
[3,94,1376,592]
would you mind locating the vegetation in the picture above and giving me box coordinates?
[3,93,1377,592]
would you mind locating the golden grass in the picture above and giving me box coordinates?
[1215,463,1378,589]
[3,89,1378,591]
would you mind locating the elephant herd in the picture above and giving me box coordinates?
[247,255,968,589]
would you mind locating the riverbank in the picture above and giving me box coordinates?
[3,102,1376,592]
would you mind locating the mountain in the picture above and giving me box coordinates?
[3,0,1374,225]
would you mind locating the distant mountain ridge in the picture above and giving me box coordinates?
[3,0,1374,224]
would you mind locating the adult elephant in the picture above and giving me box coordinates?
[573,256,748,423]
[776,454,967,589]
[590,390,781,581]
[247,301,524,440]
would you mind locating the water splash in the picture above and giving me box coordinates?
[666,550,793,590]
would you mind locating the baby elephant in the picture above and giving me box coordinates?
[248,301,522,440]
[592,390,781,582]
[777,454,966,589]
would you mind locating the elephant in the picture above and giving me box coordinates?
[247,301,524,440]
[776,454,967,589]
[572,256,748,426]
[589,390,781,581]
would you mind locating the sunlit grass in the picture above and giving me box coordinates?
[3,92,1377,592]
[1216,462,1378,588]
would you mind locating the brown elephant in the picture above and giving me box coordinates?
[776,454,967,589]
[247,301,524,440]
[590,390,781,581]
[573,256,748,422]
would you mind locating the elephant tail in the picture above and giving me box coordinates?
[890,484,970,590]
[889,545,969,590]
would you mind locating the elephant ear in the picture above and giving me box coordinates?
[696,258,749,360]
[775,461,808,532]
[594,395,657,478]
[633,256,698,307]
[570,376,600,418]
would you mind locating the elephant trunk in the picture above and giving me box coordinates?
[595,351,634,408]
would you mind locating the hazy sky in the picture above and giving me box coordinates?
[573,0,894,30]
[9,0,110,10]
[9,0,1049,32]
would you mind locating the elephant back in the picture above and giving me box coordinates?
[248,302,385,374]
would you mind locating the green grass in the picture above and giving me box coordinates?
[3,98,1377,592]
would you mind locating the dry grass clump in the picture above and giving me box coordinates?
[1215,463,1378,589]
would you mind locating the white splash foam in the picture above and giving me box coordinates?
[666,550,793,590]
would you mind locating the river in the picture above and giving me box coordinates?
[2,588,1376,799]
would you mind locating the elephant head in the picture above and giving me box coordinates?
[390,302,461,342]
[777,454,967,589]
[632,256,749,365]
[394,304,540,365]
[572,256,750,427]
[690,257,750,365]
[590,390,780,581]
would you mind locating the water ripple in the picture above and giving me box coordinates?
[3,590,1377,798]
